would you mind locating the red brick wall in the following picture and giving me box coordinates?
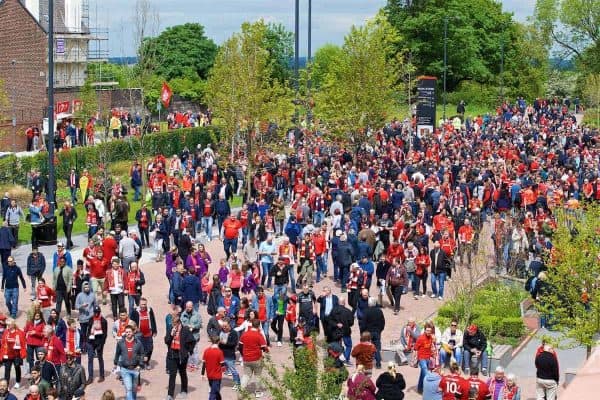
[0,0,48,151]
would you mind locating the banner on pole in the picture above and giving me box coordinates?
[161,82,173,108]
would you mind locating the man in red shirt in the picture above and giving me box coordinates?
[201,336,225,400]
[439,363,470,400]
[465,367,490,400]
[458,219,475,267]
[222,215,242,258]
[239,319,269,397]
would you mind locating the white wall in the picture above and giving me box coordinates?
[24,0,40,21]
[64,0,82,32]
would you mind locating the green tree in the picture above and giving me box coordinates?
[310,44,344,89]
[264,23,294,83]
[582,73,600,127]
[385,0,532,93]
[534,0,600,74]
[538,207,600,358]
[74,79,98,121]
[314,14,404,144]
[138,23,217,81]
[205,20,293,194]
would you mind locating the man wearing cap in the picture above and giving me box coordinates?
[58,350,86,400]
[463,324,488,376]
[2,257,26,319]
[52,256,73,316]
[52,242,72,271]
[85,306,107,383]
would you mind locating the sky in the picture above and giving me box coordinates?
[91,0,537,57]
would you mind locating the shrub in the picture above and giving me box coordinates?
[472,315,496,336]
[437,304,460,319]
[0,127,220,186]
[498,317,525,338]
[446,81,498,108]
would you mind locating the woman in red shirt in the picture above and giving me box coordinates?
[0,318,27,388]
[415,246,431,298]
[25,311,46,372]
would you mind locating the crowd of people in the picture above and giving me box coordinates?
[0,96,591,400]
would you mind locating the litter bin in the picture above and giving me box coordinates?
[31,217,58,247]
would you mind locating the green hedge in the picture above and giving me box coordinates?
[434,282,527,344]
[0,127,220,186]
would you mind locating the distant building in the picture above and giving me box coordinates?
[0,0,106,150]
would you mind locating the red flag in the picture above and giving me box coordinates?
[161,82,173,108]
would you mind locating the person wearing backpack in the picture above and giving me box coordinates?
[386,259,408,315]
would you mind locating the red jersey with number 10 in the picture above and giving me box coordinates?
[439,373,470,400]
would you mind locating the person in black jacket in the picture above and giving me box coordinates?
[85,306,107,383]
[429,241,448,299]
[165,311,195,400]
[376,361,406,400]
[325,298,354,364]
[218,317,241,388]
[337,234,355,293]
[58,352,86,400]
[462,324,488,375]
[26,247,46,301]
[535,344,559,400]
[363,297,386,369]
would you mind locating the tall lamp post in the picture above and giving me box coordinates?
[443,15,448,121]
[294,0,300,124]
[47,0,56,213]
[306,0,312,127]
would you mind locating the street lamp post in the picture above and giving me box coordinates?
[500,35,504,101]
[443,15,448,121]
[307,0,312,127]
[294,0,300,124]
[47,0,56,213]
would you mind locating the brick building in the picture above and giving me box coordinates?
[0,0,100,151]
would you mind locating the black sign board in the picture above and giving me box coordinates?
[416,77,437,133]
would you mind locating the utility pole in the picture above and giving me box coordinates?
[443,15,448,121]
[294,0,300,124]
[307,0,312,127]
[500,35,504,102]
[48,0,56,213]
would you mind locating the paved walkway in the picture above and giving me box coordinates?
[1,217,587,400]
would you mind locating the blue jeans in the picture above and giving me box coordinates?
[274,284,287,299]
[440,347,462,367]
[133,185,141,201]
[408,271,417,293]
[340,265,350,290]
[208,379,222,400]
[217,216,226,237]
[4,288,19,317]
[224,358,240,385]
[261,262,273,288]
[242,227,249,245]
[261,320,270,345]
[371,331,382,367]
[202,216,213,238]
[342,335,352,362]
[289,266,296,292]
[223,238,238,258]
[313,211,324,227]
[121,367,140,400]
[417,359,429,392]
[70,187,77,203]
[316,254,327,282]
[431,272,446,297]
[463,349,489,372]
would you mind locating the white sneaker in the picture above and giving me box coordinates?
[438,296,443,300]
[13,383,20,390]
[255,391,263,398]
[277,341,282,347]
[430,294,436,298]
[414,295,419,300]
[421,294,426,298]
